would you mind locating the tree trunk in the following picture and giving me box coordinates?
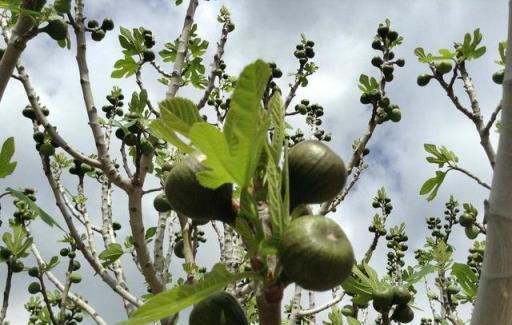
[470,1,512,323]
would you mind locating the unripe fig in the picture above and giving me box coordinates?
[28,282,41,294]
[153,193,172,212]
[493,70,505,85]
[101,18,114,31]
[435,61,452,75]
[45,19,68,41]
[91,29,106,42]
[417,74,432,86]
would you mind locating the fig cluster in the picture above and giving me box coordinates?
[372,286,414,323]
[294,39,315,66]
[87,17,115,42]
[102,91,125,119]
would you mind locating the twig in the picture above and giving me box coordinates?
[57,259,74,324]
[71,0,131,190]
[120,144,133,179]
[30,244,109,325]
[135,65,159,117]
[178,214,196,283]
[197,18,230,110]
[142,187,163,195]
[447,166,491,190]
[0,265,13,323]
[297,292,345,316]
[40,156,141,306]
[166,0,199,98]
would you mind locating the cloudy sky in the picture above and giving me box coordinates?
[0,0,507,324]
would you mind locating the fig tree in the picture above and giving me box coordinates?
[189,292,248,325]
[279,215,354,291]
[288,140,347,208]
[164,152,235,223]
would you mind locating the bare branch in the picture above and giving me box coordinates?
[483,102,502,135]
[71,0,131,190]
[166,0,199,98]
[0,265,13,323]
[297,291,345,316]
[447,166,491,190]
[197,19,230,110]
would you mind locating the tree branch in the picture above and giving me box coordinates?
[447,166,491,190]
[197,18,230,110]
[166,0,199,98]
[0,265,13,323]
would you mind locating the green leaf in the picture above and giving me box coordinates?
[347,317,361,325]
[119,263,262,325]
[98,244,124,268]
[6,188,65,231]
[2,225,32,257]
[222,59,271,186]
[189,123,239,188]
[157,98,202,136]
[419,171,446,201]
[0,137,17,178]
[265,144,287,247]
[111,55,138,79]
[405,264,437,284]
[148,122,194,154]
[451,263,478,298]
[268,92,285,162]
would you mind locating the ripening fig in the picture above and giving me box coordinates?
[417,74,432,87]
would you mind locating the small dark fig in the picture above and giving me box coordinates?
[382,64,394,75]
[87,20,99,29]
[391,304,414,323]
[384,72,394,82]
[371,56,383,67]
[305,47,315,58]
[71,260,81,271]
[174,240,185,259]
[0,247,12,260]
[189,291,249,325]
[112,222,122,231]
[279,215,354,291]
[45,19,68,41]
[124,133,137,146]
[272,68,283,78]
[393,286,412,305]
[153,193,172,212]
[396,58,405,67]
[372,287,394,312]
[28,267,40,277]
[22,106,36,120]
[39,143,55,156]
[377,25,389,38]
[371,40,382,50]
[143,50,156,62]
[28,282,41,294]
[306,40,315,47]
[164,152,235,223]
[226,22,235,33]
[288,140,347,208]
[493,70,505,84]
[387,30,399,42]
[60,248,69,257]
[101,18,114,31]
[417,74,432,87]
[12,260,24,273]
[91,29,106,42]
[435,61,452,75]
[360,93,371,104]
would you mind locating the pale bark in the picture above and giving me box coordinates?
[470,1,512,323]
[0,2,38,103]
[166,0,199,98]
